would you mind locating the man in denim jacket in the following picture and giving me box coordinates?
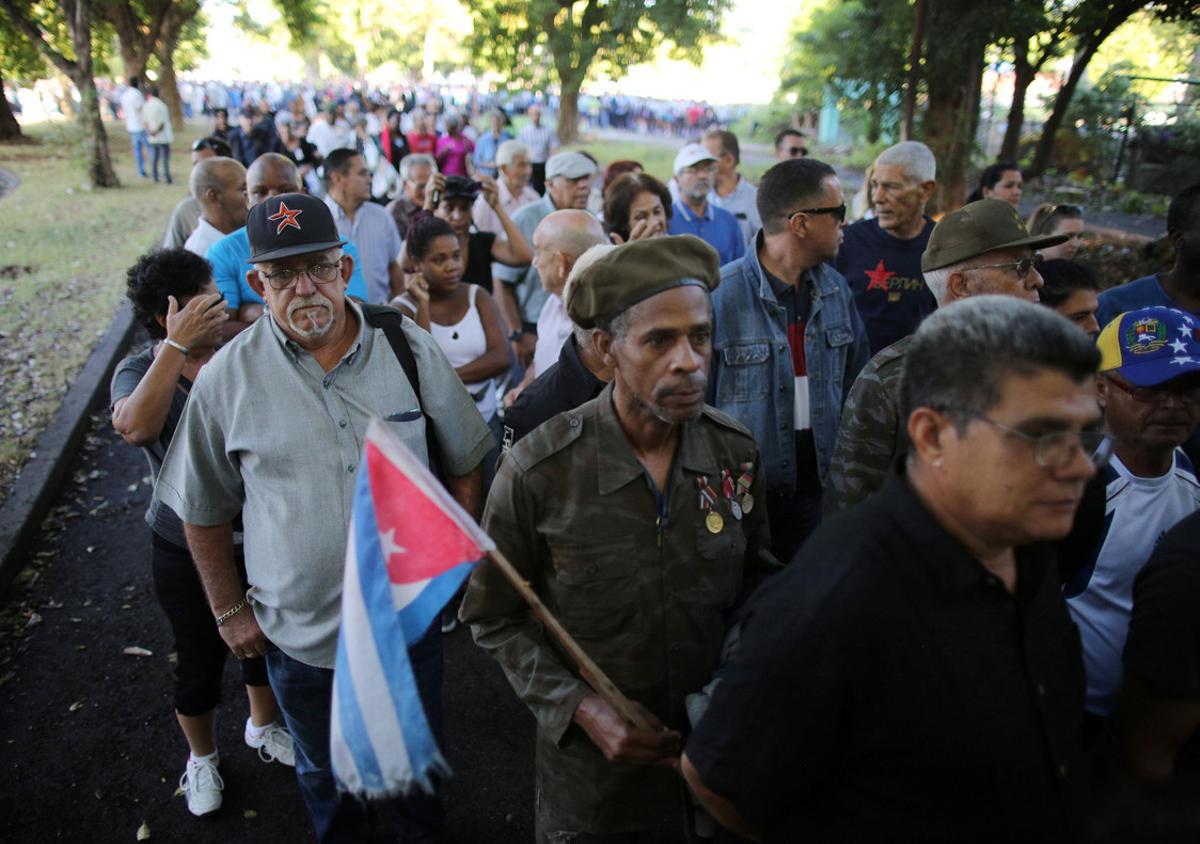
[710,158,869,562]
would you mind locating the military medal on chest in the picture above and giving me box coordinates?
[721,469,742,520]
[736,462,755,515]
[697,475,724,533]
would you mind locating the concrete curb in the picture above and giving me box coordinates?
[0,300,137,598]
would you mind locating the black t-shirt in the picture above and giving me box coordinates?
[835,216,937,355]
[1126,510,1200,700]
[463,230,498,293]
[502,335,605,449]
[685,463,1085,842]
[764,267,820,494]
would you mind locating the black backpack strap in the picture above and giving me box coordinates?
[360,304,443,479]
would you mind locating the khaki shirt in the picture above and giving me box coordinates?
[460,384,770,836]
[825,334,911,514]
[155,301,493,667]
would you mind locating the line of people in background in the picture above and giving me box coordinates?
[116,77,1200,842]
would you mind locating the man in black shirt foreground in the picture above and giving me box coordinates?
[683,296,1103,842]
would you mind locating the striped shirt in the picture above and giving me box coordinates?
[518,122,558,163]
[325,196,402,304]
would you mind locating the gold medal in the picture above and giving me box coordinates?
[741,493,754,514]
[705,510,724,534]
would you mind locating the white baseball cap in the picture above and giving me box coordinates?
[673,143,716,175]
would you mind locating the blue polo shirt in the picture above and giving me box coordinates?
[668,201,746,266]
[205,227,369,310]
[1096,273,1198,332]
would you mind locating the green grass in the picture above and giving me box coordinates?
[0,118,193,504]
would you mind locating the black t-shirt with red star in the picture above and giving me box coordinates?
[835,216,937,355]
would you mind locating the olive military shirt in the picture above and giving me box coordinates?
[155,300,494,668]
[460,384,771,835]
[825,334,911,514]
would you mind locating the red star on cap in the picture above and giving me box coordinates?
[268,201,303,235]
[864,260,895,292]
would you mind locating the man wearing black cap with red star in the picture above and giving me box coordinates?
[156,192,494,842]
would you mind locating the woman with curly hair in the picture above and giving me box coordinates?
[602,171,673,244]
[111,248,294,818]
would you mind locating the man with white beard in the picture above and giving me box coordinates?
[154,192,493,841]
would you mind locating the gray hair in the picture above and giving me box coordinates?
[920,258,972,305]
[875,141,936,184]
[400,154,437,182]
[900,295,1099,425]
[497,140,530,169]
[190,156,243,201]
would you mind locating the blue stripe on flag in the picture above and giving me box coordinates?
[355,465,445,792]
[333,598,385,792]
[397,560,475,644]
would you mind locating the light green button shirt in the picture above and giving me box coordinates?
[155,301,493,667]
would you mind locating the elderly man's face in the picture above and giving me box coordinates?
[531,225,567,295]
[502,153,532,189]
[961,246,1044,303]
[248,249,351,349]
[548,174,593,210]
[676,161,716,202]
[1099,371,1200,456]
[405,162,432,204]
[602,285,712,424]
[870,163,931,237]
[934,369,1100,546]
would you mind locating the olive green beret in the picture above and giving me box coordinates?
[566,235,721,329]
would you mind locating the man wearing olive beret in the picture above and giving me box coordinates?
[461,235,773,841]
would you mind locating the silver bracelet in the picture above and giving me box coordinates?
[214,598,246,627]
[163,338,190,355]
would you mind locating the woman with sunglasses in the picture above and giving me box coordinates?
[1028,204,1085,260]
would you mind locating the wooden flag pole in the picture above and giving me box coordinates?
[485,548,655,731]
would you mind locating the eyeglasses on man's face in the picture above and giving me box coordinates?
[971,253,1043,280]
[260,259,343,290]
[788,204,847,223]
[972,415,1110,470]
[1103,373,1200,405]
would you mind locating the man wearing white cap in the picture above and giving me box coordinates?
[494,151,598,370]
[667,143,746,266]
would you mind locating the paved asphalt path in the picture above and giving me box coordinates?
[0,388,535,842]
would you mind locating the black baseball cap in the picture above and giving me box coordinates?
[246,193,346,264]
[443,175,482,200]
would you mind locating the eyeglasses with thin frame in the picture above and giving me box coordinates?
[972,415,1110,470]
[788,204,847,223]
[969,253,1043,280]
[1103,373,1200,405]
[260,258,343,290]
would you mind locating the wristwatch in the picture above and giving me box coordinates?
[508,329,525,342]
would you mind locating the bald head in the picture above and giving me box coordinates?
[533,210,609,296]
[191,157,248,233]
[247,153,301,207]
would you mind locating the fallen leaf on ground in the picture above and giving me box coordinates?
[172,786,184,798]
[122,646,152,657]
[136,820,150,840]
[68,701,82,712]
[243,809,257,818]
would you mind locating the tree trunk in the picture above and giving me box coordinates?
[1000,51,1036,162]
[1026,40,1102,179]
[922,29,986,212]
[157,48,184,130]
[901,0,926,142]
[556,72,581,145]
[0,67,27,142]
[76,73,120,187]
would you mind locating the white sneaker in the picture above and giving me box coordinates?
[179,754,223,816]
[245,721,296,767]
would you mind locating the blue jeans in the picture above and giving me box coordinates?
[130,130,151,176]
[265,624,445,843]
[151,143,171,183]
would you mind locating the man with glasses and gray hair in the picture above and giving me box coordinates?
[156,192,493,841]
[684,295,1101,840]
[827,197,1069,513]
[387,152,437,240]
[1064,306,1200,734]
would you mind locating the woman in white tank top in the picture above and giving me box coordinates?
[392,216,510,429]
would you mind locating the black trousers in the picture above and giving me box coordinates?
[150,532,268,716]
[531,161,547,195]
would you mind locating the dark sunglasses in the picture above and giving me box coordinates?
[786,146,808,157]
[1053,204,1083,216]
[789,203,847,223]
[971,253,1043,280]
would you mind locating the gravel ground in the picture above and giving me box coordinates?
[0,391,536,843]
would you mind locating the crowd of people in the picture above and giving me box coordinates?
[104,76,1200,843]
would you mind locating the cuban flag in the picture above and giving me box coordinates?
[331,419,495,798]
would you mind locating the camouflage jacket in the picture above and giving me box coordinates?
[825,334,912,513]
[460,383,771,836]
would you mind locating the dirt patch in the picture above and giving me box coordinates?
[0,265,32,279]
[0,166,19,200]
